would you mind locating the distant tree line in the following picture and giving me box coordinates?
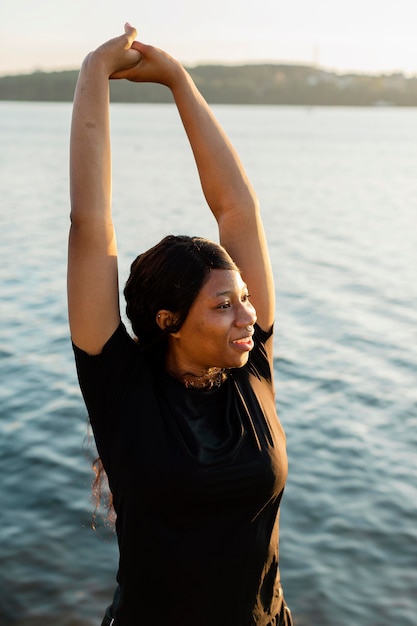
[1,64,417,106]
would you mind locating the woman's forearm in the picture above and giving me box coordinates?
[70,54,112,226]
[170,69,259,222]
[116,39,258,222]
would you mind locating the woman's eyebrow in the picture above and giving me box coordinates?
[214,285,248,297]
[214,290,233,297]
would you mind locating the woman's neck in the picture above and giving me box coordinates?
[166,365,227,390]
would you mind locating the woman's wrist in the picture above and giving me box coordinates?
[154,56,189,91]
[82,50,113,79]
[169,65,195,96]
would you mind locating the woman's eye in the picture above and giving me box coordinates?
[218,302,231,309]
[242,293,250,302]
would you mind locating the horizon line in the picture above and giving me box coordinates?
[1,60,416,80]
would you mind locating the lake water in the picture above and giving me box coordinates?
[0,100,416,626]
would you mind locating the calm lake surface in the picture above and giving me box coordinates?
[0,101,416,626]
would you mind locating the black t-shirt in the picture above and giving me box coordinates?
[73,322,288,626]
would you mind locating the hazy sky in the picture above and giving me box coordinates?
[1,0,416,76]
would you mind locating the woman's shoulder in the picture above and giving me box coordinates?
[73,321,135,358]
[72,321,146,387]
[72,322,151,420]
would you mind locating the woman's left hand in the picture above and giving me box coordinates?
[110,39,185,90]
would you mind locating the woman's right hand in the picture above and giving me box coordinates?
[84,23,143,78]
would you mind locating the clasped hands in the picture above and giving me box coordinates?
[85,22,184,89]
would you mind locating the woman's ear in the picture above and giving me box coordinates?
[156,310,179,332]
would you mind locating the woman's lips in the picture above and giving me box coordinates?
[231,336,254,351]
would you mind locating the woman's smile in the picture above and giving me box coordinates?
[230,328,255,352]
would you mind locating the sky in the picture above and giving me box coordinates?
[1,0,417,77]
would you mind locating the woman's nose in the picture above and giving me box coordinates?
[236,302,257,327]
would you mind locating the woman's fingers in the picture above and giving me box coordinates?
[93,24,142,76]
[131,40,147,54]
[123,22,138,48]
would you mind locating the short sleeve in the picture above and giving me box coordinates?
[73,322,139,423]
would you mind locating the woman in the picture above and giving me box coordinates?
[68,23,292,626]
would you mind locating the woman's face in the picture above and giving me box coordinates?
[166,269,257,375]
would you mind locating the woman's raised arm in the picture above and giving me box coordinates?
[68,26,142,354]
[114,41,275,331]
[171,70,275,332]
